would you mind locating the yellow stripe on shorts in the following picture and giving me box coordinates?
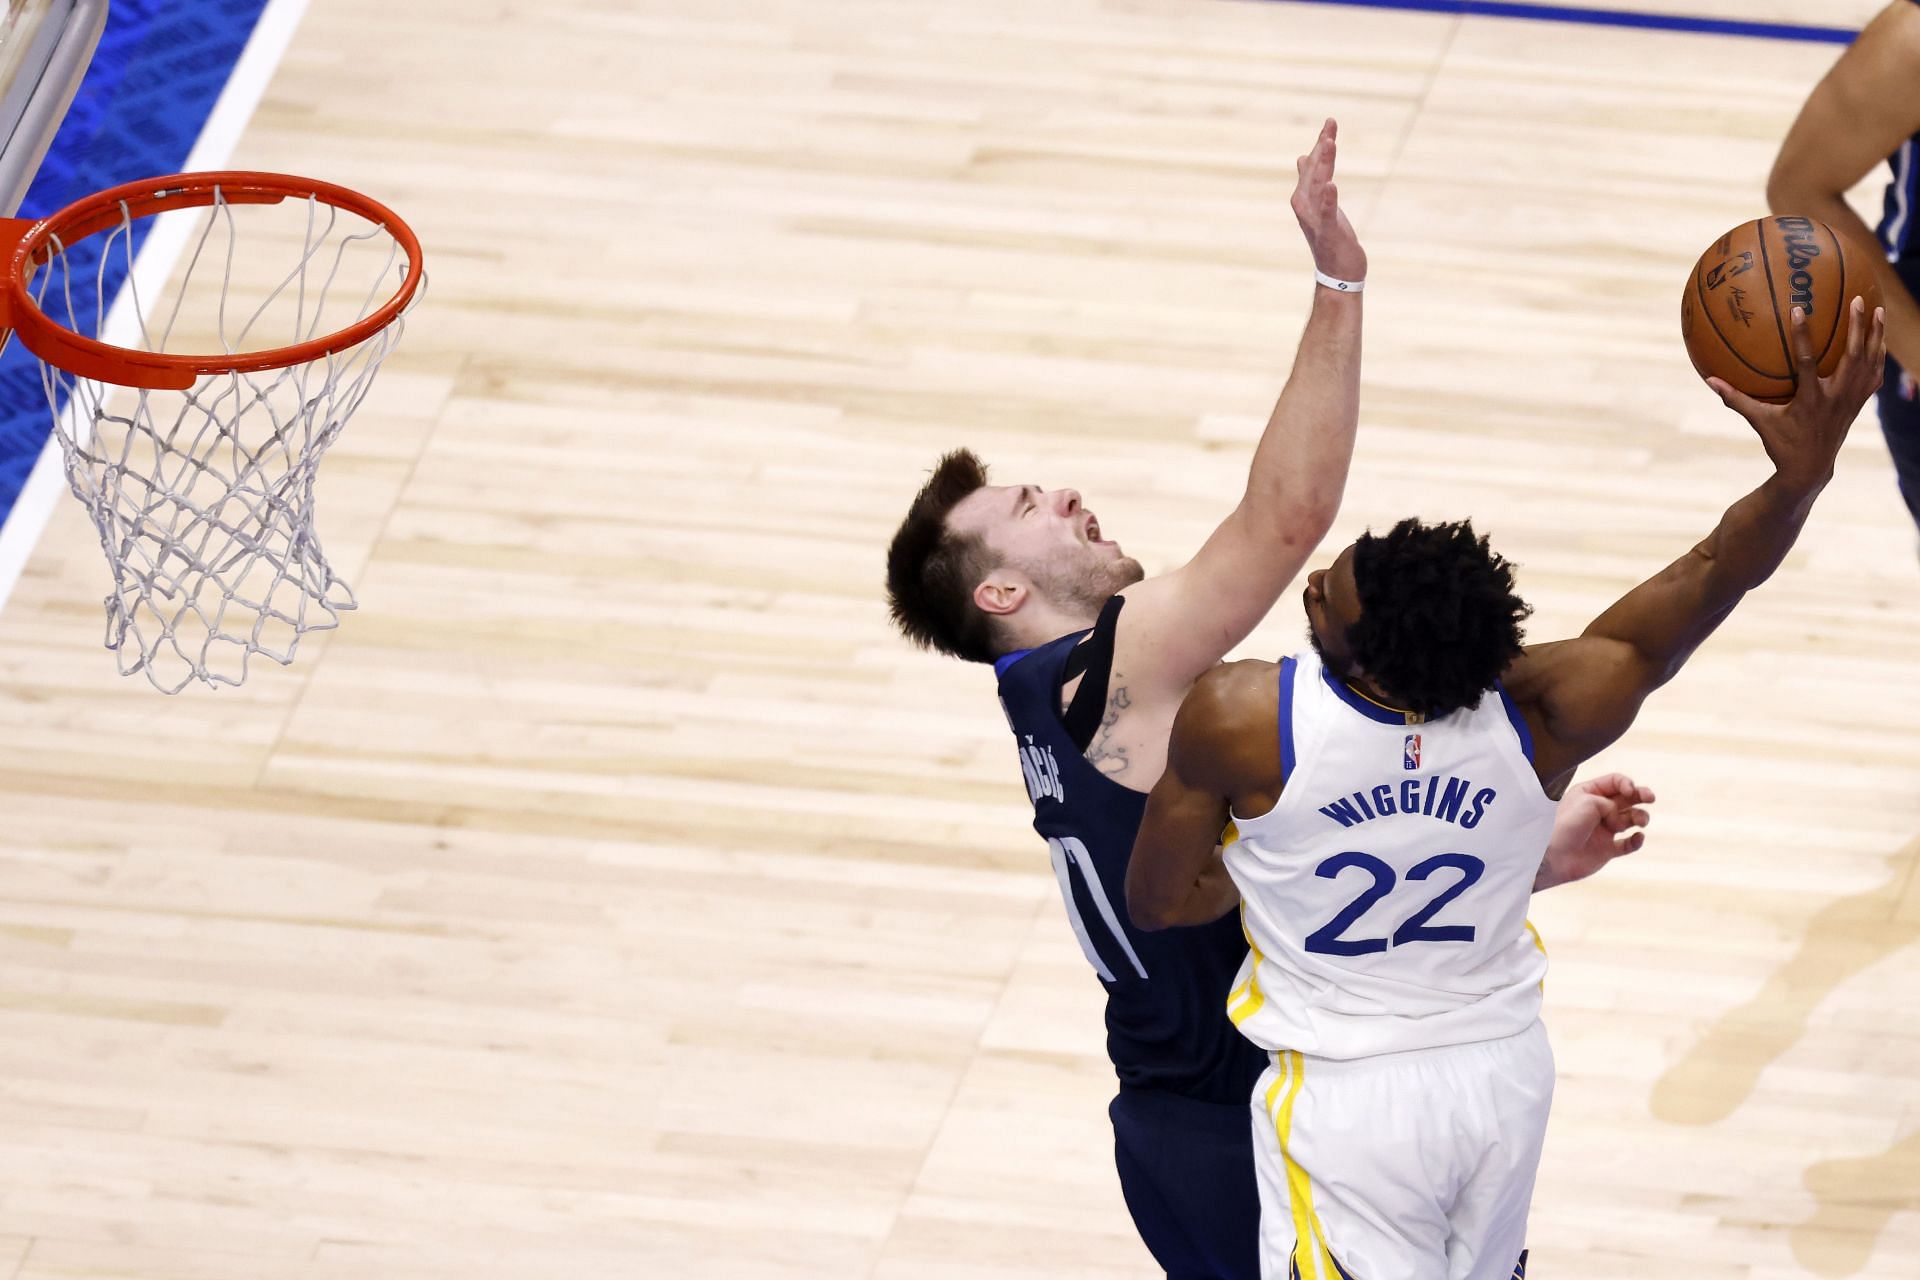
[1266,1050,1342,1280]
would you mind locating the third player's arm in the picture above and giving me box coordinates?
[1766,0,1920,373]
[1117,120,1365,697]
[1533,774,1654,890]
[1514,305,1886,790]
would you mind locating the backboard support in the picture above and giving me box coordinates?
[0,0,107,217]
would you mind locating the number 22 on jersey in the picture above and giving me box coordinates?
[1303,851,1486,956]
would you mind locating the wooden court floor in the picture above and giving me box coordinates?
[0,0,1912,1276]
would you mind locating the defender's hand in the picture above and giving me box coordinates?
[1538,773,1654,889]
[1292,118,1367,285]
[1707,298,1886,491]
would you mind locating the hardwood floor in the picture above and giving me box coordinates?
[0,1,1910,1276]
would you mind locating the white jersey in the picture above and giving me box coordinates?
[1224,651,1558,1061]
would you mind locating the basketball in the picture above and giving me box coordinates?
[1681,216,1882,403]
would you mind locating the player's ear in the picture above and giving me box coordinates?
[973,570,1027,618]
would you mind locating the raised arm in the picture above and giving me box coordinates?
[1117,120,1366,698]
[1511,303,1886,791]
[1766,0,1920,374]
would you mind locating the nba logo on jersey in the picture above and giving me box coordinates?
[1404,733,1421,770]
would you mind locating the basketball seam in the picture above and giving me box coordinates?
[1815,231,1846,365]
[1756,226,1796,388]
[1696,257,1785,383]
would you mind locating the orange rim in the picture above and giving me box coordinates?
[0,170,423,392]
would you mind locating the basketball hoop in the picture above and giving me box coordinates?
[0,171,424,693]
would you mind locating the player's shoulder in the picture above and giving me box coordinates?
[1506,636,1639,698]
[1175,660,1282,752]
[1188,658,1281,710]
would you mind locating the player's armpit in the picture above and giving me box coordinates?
[1116,502,1330,695]
[1126,662,1278,931]
[1507,638,1658,793]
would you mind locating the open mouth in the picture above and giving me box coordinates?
[1086,513,1111,545]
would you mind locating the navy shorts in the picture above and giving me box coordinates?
[1110,1088,1261,1280]
[1880,355,1920,536]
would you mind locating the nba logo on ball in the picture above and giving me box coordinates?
[1404,734,1421,771]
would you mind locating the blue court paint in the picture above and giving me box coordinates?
[0,0,273,515]
[1267,0,1857,45]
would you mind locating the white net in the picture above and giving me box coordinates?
[23,185,419,692]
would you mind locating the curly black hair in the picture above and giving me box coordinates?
[1346,518,1531,719]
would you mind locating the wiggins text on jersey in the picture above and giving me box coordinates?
[1316,776,1498,830]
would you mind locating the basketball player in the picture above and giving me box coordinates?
[1125,301,1887,1279]
[885,120,1655,1280]
[1766,0,1920,538]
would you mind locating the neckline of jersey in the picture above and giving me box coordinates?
[1320,665,1424,726]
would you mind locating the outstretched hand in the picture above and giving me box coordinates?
[1291,118,1367,285]
[1706,298,1886,491]
[1538,773,1655,889]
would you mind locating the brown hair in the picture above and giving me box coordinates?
[885,449,1001,663]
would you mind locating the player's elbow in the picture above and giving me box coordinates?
[1126,889,1174,932]
[1244,490,1338,558]
[1285,489,1340,543]
[1124,866,1177,932]
[1296,500,1339,550]
[1762,171,1795,216]
[1763,161,1824,217]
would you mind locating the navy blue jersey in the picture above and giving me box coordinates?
[995,605,1267,1105]
[1878,6,1920,304]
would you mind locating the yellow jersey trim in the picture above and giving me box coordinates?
[1228,903,1267,1026]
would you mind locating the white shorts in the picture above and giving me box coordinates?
[1249,1020,1554,1280]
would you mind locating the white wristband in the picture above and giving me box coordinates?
[1314,269,1364,294]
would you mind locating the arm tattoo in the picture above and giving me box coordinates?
[1084,685,1133,778]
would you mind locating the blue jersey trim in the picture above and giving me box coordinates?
[1276,657,1298,783]
[993,648,1034,678]
[1320,665,1413,726]
[1495,681,1535,762]
[1258,0,1854,45]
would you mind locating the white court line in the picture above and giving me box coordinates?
[0,0,312,613]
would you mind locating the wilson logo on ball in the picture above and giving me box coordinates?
[1777,216,1822,313]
